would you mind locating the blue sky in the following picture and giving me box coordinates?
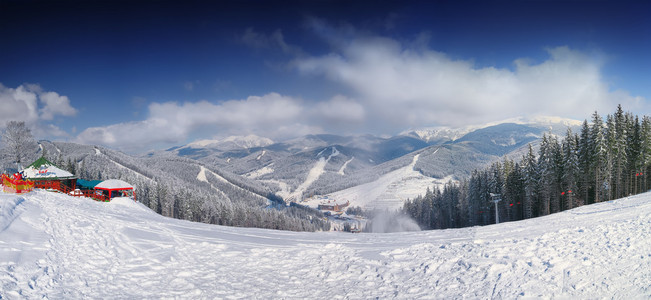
[1,0,650,153]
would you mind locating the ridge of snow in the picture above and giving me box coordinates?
[95,179,134,189]
[1,187,649,298]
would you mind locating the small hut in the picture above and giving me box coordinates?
[94,179,136,201]
[22,157,77,192]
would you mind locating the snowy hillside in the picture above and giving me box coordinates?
[325,151,453,211]
[1,189,649,298]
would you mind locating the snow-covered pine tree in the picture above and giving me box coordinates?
[626,114,642,195]
[578,120,592,203]
[613,105,628,199]
[523,144,538,219]
[590,112,608,203]
[562,128,580,209]
[641,116,651,192]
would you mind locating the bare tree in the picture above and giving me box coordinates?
[2,121,36,169]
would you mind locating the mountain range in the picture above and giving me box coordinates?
[152,117,581,207]
[0,116,581,229]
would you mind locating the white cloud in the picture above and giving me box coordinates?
[75,93,327,152]
[0,83,77,138]
[293,27,645,130]
[313,95,365,126]
[39,91,77,120]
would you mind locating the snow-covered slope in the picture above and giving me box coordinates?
[1,189,649,298]
[326,151,453,210]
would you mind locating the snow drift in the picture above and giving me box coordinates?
[1,189,649,298]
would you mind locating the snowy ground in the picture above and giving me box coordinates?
[1,189,650,299]
[329,152,454,211]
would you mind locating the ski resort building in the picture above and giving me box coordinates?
[94,179,136,201]
[317,197,350,213]
[22,157,77,193]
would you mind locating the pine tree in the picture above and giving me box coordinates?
[613,105,628,199]
[523,144,538,219]
[640,116,651,192]
[562,128,580,209]
[578,120,592,204]
[626,115,642,194]
[590,112,608,203]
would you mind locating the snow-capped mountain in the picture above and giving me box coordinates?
[185,134,274,151]
[402,116,582,144]
[148,117,582,209]
[1,188,648,298]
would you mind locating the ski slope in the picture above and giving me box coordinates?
[329,151,453,210]
[283,147,339,201]
[1,189,650,298]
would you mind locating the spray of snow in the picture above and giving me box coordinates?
[256,150,266,160]
[367,211,420,233]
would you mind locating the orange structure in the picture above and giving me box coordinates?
[1,173,34,194]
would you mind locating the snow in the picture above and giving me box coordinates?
[329,150,453,210]
[186,135,273,150]
[244,164,274,179]
[338,157,354,175]
[94,148,154,182]
[196,166,228,199]
[256,150,266,160]
[22,165,74,179]
[187,139,219,148]
[1,189,650,298]
[95,179,134,190]
[404,116,582,143]
[287,147,339,201]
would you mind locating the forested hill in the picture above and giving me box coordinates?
[405,105,651,230]
[27,141,330,231]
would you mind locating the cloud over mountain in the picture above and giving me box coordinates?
[293,24,644,130]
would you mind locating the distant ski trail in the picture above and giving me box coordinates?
[338,157,354,175]
[328,148,451,210]
[289,147,338,201]
[197,166,229,199]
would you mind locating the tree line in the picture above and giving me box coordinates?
[404,105,651,229]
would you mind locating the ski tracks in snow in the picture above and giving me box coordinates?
[1,190,649,298]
